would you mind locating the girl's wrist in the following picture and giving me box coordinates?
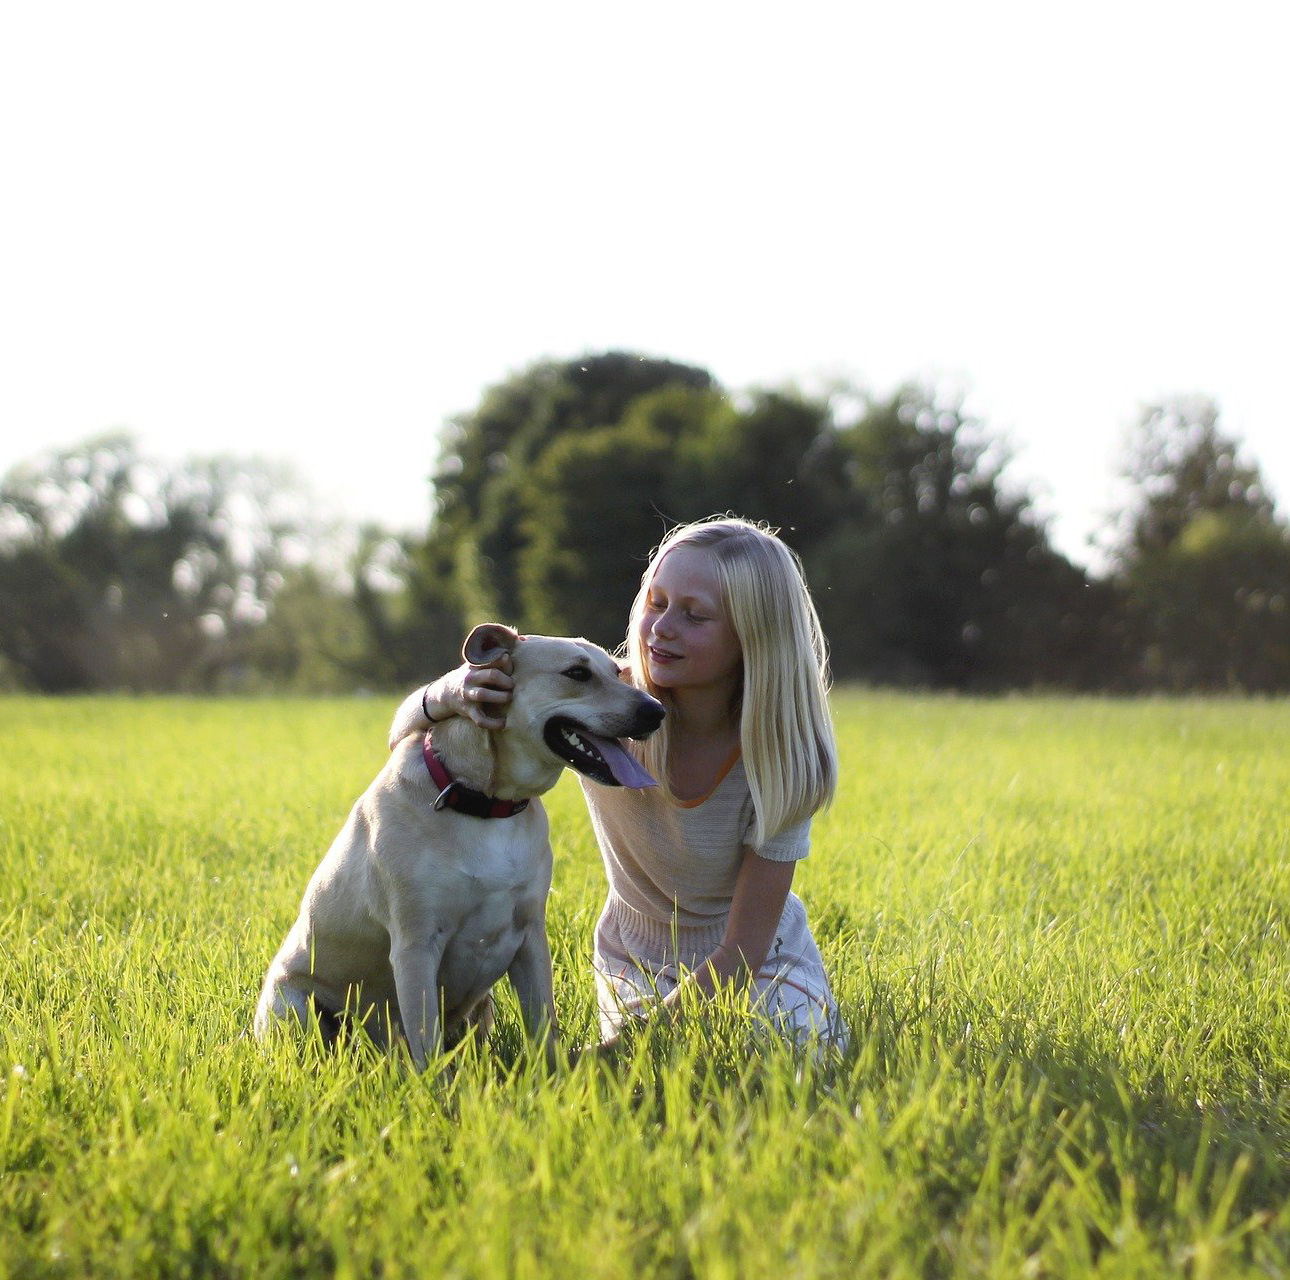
[421,681,449,724]
[707,943,749,985]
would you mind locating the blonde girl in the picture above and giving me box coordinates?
[413,516,846,1049]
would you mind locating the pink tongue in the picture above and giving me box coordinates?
[582,732,657,788]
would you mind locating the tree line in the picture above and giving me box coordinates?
[3,352,1288,694]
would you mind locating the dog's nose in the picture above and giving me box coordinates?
[631,697,666,737]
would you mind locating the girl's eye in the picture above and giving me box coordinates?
[563,666,593,683]
[687,610,708,623]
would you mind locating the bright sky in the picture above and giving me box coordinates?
[2,2,1286,569]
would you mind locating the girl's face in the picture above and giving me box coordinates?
[637,545,742,696]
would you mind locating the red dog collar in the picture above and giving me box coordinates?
[422,732,530,820]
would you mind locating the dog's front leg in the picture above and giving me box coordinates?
[507,926,558,1070]
[390,937,446,1070]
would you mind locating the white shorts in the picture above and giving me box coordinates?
[593,891,848,1052]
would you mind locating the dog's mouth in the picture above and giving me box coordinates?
[542,719,657,788]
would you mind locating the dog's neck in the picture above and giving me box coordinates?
[427,717,564,802]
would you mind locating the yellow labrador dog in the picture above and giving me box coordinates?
[254,623,663,1068]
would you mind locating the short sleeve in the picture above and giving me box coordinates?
[751,815,812,863]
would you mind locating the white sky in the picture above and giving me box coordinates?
[2,1,1286,569]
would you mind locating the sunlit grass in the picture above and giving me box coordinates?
[2,693,1289,1276]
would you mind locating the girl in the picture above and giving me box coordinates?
[410,516,845,1049]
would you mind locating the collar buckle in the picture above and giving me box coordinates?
[422,732,530,820]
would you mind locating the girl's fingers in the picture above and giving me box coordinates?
[464,670,514,694]
[471,699,507,728]
[450,662,513,727]
[466,691,513,720]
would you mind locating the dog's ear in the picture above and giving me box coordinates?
[462,623,520,668]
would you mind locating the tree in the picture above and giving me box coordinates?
[811,387,1106,688]
[426,353,715,624]
[668,389,859,545]
[1114,395,1276,563]
[238,564,370,692]
[512,383,859,646]
[517,421,676,647]
[1128,512,1290,690]
[1113,396,1290,690]
[409,353,1131,691]
[350,526,468,687]
[0,434,317,691]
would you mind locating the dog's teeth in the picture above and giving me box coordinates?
[558,727,604,765]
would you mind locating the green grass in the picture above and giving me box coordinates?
[2,692,1290,1278]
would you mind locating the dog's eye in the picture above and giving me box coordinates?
[563,666,593,683]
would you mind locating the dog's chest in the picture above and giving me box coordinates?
[433,827,547,1004]
[445,833,547,934]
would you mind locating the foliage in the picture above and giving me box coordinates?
[1125,510,1290,690]
[1115,396,1276,562]
[4,694,1290,1275]
[814,388,1118,688]
[0,434,317,692]
[666,388,857,546]
[348,526,467,687]
[430,352,715,625]
[237,565,371,693]
[1113,397,1290,689]
[418,355,1099,688]
[8,365,1287,693]
[517,418,676,646]
[514,384,855,649]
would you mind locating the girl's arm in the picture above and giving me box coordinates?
[386,658,515,749]
[662,849,795,1006]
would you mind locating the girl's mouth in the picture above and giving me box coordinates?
[648,645,682,663]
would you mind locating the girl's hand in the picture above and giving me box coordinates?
[569,1029,627,1069]
[427,657,514,730]
[583,1015,653,1066]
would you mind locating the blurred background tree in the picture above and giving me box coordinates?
[1,435,282,690]
[347,526,467,689]
[428,352,714,628]
[1111,396,1290,690]
[1116,396,1276,555]
[2,361,1284,694]
[409,360,1111,688]
[0,434,355,691]
[514,384,854,649]
[809,387,1121,688]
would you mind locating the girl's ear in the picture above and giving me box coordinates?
[462,623,520,668]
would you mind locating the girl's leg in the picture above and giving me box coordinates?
[750,964,849,1052]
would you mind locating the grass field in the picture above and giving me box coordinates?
[3,692,1290,1278]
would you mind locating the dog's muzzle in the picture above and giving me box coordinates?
[542,695,663,788]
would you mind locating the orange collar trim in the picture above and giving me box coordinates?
[674,745,742,809]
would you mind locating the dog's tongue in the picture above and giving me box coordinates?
[584,732,657,788]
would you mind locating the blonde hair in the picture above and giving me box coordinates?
[625,516,837,848]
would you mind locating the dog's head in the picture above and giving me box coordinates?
[463,623,664,788]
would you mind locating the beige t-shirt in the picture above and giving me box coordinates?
[579,752,811,934]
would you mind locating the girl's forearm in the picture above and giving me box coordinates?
[660,942,756,1011]
[387,681,450,749]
